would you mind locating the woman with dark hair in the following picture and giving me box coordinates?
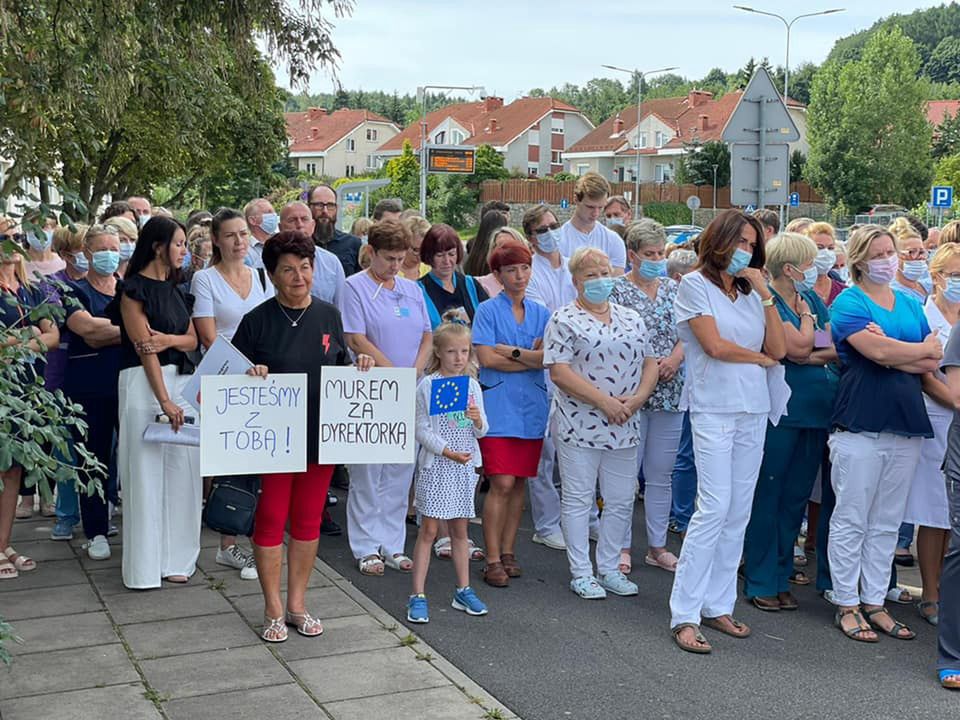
[463,210,508,277]
[111,215,202,589]
[232,230,374,642]
[418,223,489,328]
[472,241,550,587]
[668,209,786,653]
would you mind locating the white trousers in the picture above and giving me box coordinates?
[669,412,766,628]
[347,462,415,559]
[827,431,923,607]
[119,365,202,590]
[629,411,684,549]
[530,429,563,537]
[557,441,638,579]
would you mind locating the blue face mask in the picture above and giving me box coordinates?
[902,260,928,282]
[793,264,819,293]
[537,229,560,254]
[259,212,279,236]
[726,248,753,276]
[606,217,625,227]
[119,242,135,261]
[72,252,89,272]
[138,214,150,229]
[91,250,120,276]
[945,277,960,303]
[638,259,667,280]
[26,230,53,252]
[181,250,192,270]
[582,277,616,303]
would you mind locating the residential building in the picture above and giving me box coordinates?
[562,89,808,184]
[374,96,594,177]
[928,100,960,130]
[285,108,400,179]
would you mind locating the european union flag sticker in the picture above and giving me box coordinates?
[429,375,469,415]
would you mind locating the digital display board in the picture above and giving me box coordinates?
[427,147,475,174]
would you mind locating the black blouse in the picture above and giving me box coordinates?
[109,274,193,372]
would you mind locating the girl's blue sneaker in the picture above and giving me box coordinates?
[452,586,488,616]
[407,594,429,623]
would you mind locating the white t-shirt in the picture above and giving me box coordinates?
[190,265,274,340]
[526,252,576,312]
[674,270,769,414]
[313,246,346,306]
[923,296,952,421]
[558,221,627,270]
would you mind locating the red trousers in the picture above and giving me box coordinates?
[252,464,334,547]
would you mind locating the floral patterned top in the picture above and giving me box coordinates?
[543,302,654,449]
[610,276,683,412]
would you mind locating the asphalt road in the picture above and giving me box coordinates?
[319,491,955,720]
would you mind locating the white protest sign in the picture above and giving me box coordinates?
[183,335,253,413]
[200,373,307,476]
[318,367,416,465]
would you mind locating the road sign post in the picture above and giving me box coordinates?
[686,195,701,226]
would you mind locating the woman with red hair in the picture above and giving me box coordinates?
[472,241,550,587]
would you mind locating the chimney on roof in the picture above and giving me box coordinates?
[483,96,504,113]
[687,90,712,108]
[311,127,320,139]
[307,107,328,121]
[613,115,624,135]
[699,114,709,131]
[488,118,499,133]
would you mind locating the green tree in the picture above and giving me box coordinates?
[382,140,421,211]
[926,36,960,85]
[806,28,933,211]
[472,145,509,183]
[934,154,960,193]
[677,141,730,187]
[786,62,819,106]
[934,112,960,160]
[790,150,807,183]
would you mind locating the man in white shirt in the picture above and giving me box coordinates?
[278,202,345,307]
[243,198,279,268]
[558,172,626,274]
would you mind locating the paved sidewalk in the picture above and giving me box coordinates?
[0,515,518,720]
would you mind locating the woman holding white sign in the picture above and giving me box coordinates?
[341,221,432,577]
[232,230,374,643]
[191,207,273,581]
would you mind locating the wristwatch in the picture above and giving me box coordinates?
[511,347,522,360]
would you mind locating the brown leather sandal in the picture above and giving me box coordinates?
[701,614,751,638]
[500,553,522,577]
[483,561,510,587]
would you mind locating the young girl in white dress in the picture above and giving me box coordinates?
[408,316,489,623]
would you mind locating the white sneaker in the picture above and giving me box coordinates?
[217,544,258,580]
[87,535,111,561]
[532,532,566,550]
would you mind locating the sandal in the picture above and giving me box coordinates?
[261,616,288,643]
[358,554,385,576]
[433,537,452,559]
[863,607,915,640]
[788,569,810,586]
[162,575,189,583]
[285,610,323,637]
[793,545,808,567]
[885,586,914,604]
[644,549,678,573]
[382,553,413,573]
[3,547,36,572]
[618,551,632,574]
[940,669,960,690]
[483,561,510,588]
[500,553,521,578]
[917,600,939,626]
[834,607,878,643]
[777,591,799,611]
[750,596,781,612]
[671,623,711,654]
[468,539,485,562]
[15,501,33,519]
[701,615,751,638]
[0,556,18,580]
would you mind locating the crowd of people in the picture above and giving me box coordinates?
[1,172,959,686]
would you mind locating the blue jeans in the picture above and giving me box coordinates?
[55,443,80,526]
[669,412,697,531]
[897,522,914,550]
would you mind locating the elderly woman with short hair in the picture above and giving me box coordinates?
[803,222,846,306]
[742,232,838,611]
[418,223,489,327]
[545,247,659,599]
[104,215,138,277]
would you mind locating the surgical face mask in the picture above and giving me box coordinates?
[836,266,850,284]
[606,216,625,227]
[793,264,819,293]
[119,242,135,261]
[72,252,89,273]
[138,214,150,229]
[537,228,560,254]
[814,248,836,276]
[181,250,192,270]
[944,277,960,304]
[639,259,667,280]
[864,255,899,285]
[259,212,279,236]
[27,230,53,252]
[902,259,928,281]
[582,277,616,303]
[725,247,753,276]
[91,250,120,276]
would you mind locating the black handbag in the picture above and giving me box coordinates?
[203,475,261,537]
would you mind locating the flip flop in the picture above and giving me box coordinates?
[671,623,711,654]
[940,669,960,689]
[701,615,751,638]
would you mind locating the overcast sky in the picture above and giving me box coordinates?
[277,1,944,100]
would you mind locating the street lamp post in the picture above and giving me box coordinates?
[712,163,719,213]
[733,6,844,224]
[602,64,679,217]
[416,84,486,217]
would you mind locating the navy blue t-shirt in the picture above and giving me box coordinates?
[829,285,933,438]
[1,283,49,380]
[63,279,121,399]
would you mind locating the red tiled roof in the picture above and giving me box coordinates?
[928,100,960,126]
[375,97,584,153]
[286,108,396,153]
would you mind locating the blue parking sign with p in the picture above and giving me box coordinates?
[932,186,954,208]
[789,192,800,207]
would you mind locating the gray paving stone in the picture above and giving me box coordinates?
[272,614,398,662]
[231,585,366,626]
[0,558,86,593]
[122,612,259,660]
[140,645,292,700]
[10,611,117,656]
[0,583,101,621]
[105,584,233,625]
[78,547,123,569]
[325,685,492,720]
[203,565,331,598]
[88,567,207,597]
[163,683,320,720]
[8,518,56,543]
[289,646,449,703]
[0,643,138,700]
[200,528,222,548]
[0,683,161,720]
[8,538,77,562]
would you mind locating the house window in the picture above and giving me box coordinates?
[434,131,446,144]
[655,131,664,148]
[654,163,672,182]
[365,155,376,169]
[345,165,356,178]
[639,132,648,149]
[346,138,356,152]
[366,128,378,142]
[305,162,317,176]
[451,129,465,144]
[527,163,539,176]
[551,117,564,134]
[528,129,540,145]
[576,163,590,176]
[551,150,563,165]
